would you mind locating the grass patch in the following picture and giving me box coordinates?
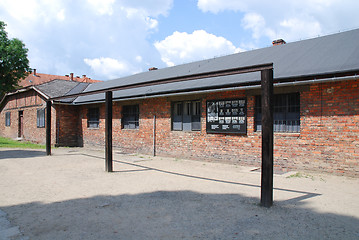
[286,172,314,180]
[0,136,45,149]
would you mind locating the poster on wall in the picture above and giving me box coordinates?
[206,98,247,134]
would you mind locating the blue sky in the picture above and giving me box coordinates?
[1,0,358,80]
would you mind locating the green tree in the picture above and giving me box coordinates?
[0,21,30,97]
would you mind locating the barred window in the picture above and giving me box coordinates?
[87,107,100,128]
[122,105,139,129]
[37,109,45,128]
[172,100,201,131]
[255,93,300,133]
[5,112,10,126]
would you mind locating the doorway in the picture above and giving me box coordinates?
[18,111,23,138]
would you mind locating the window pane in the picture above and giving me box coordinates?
[5,112,10,126]
[172,100,201,131]
[191,101,201,131]
[122,105,139,129]
[193,101,200,116]
[172,102,183,131]
[37,109,45,128]
[255,93,300,133]
[184,102,191,116]
[87,108,99,128]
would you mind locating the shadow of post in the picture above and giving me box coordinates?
[0,149,46,159]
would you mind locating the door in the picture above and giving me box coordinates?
[18,111,23,138]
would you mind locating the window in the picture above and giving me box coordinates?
[37,109,45,128]
[5,112,10,126]
[255,92,300,132]
[172,100,201,131]
[87,107,99,128]
[122,105,139,129]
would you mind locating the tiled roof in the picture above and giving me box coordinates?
[19,72,101,87]
[35,80,90,99]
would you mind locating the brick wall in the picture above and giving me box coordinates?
[56,105,82,147]
[0,90,56,144]
[2,79,358,176]
[77,79,359,176]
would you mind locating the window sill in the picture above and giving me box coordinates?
[88,127,100,130]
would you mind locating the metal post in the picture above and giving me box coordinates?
[46,100,51,156]
[261,68,274,207]
[105,91,113,172]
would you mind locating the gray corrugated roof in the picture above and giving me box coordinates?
[35,80,86,99]
[60,82,90,103]
[74,28,359,104]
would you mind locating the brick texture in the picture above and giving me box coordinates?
[1,79,358,176]
[73,79,359,176]
[0,90,56,144]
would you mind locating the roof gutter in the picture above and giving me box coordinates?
[71,74,358,104]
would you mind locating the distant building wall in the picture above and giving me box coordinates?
[77,79,359,176]
[0,90,56,144]
[1,79,358,176]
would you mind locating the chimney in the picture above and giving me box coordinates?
[148,67,158,71]
[272,39,286,46]
[70,73,74,81]
[33,69,37,76]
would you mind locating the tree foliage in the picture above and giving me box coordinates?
[0,21,30,96]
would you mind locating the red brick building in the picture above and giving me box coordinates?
[0,71,100,145]
[1,29,358,176]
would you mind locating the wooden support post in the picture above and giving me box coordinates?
[153,115,156,156]
[105,91,113,172]
[46,100,51,156]
[261,68,274,208]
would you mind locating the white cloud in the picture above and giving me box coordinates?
[135,56,143,63]
[0,0,173,79]
[154,30,242,67]
[0,0,67,24]
[84,57,140,79]
[87,0,115,16]
[57,9,66,21]
[119,0,173,17]
[197,0,248,14]
[145,17,158,29]
[279,17,322,41]
[197,0,359,43]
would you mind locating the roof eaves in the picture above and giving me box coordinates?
[32,86,50,100]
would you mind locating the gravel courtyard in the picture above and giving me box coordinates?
[0,147,358,239]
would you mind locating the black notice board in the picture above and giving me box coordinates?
[206,98,247,134]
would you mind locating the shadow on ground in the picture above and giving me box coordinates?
[4,191,359,240]
[0,149,46,159]
[1,149,358,239]
[65,152,322,205]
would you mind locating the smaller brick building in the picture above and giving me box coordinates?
[0,80,89,146]
[1,29,359,176]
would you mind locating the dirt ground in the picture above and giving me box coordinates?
[0,147,358,240]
